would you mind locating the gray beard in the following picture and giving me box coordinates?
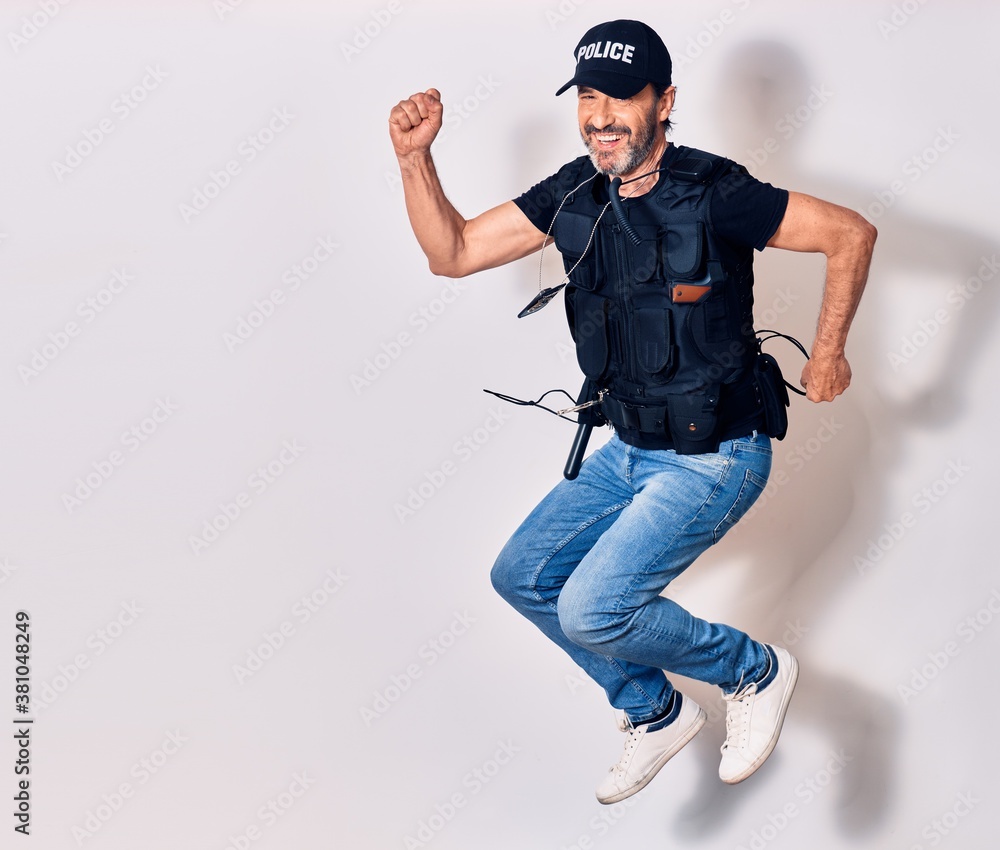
[583,106,658,177]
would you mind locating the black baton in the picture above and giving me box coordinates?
[564,421,593,480]
[563,379,605,480]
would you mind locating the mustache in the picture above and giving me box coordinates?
[583,124,632,136]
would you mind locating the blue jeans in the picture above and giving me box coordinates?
[491,431,772,724]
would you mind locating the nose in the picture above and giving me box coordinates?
[591,101,614,130]
[583,93,617,131]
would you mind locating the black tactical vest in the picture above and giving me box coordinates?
[552,146,767,454]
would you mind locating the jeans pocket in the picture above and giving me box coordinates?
[712,468,768,542]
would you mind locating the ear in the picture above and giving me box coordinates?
[657,86,676,123]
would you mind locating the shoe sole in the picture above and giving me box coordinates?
[720,652,799,785]
[597,706,707,805]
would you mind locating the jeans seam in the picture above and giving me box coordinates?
[732,443,771,456]
[610,446,737,617]
[712,468,768,543]
[627,619,747,686]
[529,499,632,610]
[607,656,670,718]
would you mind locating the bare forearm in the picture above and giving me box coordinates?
[390,87,546,279]
[799,215,876,400]
[813,227,876,358]
[767,192,877,401]
[398,151,470,275]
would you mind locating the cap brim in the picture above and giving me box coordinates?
[555,71,648,99]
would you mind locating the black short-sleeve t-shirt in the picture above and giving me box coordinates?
[513,144,788,253]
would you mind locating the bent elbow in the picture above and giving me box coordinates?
[833,211,877,260]
[863,219,878,251]
[426,258,472,278]
[855,213,878,252]
[426,258,450,276]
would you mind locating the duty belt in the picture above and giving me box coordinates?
[600,375,764,453]
[601,397,671,433]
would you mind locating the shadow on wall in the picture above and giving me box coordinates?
[670,38,1000,842]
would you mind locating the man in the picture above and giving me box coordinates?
[388,19,876,803]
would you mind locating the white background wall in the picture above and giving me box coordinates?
[2,1,997,848]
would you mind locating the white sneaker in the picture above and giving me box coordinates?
[596,693,706,805]
[719,644,798,784]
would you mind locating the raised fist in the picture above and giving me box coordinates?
[388,88,444,158]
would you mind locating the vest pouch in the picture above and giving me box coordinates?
[566,260,594,292]
[686,278,745,369]
[635,307,675,381]
[553,210,598,291]
[661,222,704,279]
[753,352,789,440]
[666,389,721,455]
[566,289,610,380]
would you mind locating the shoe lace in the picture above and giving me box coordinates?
[720,680,757,754]
[610,715,642,774]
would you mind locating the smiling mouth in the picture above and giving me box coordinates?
[593,132,627,148]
